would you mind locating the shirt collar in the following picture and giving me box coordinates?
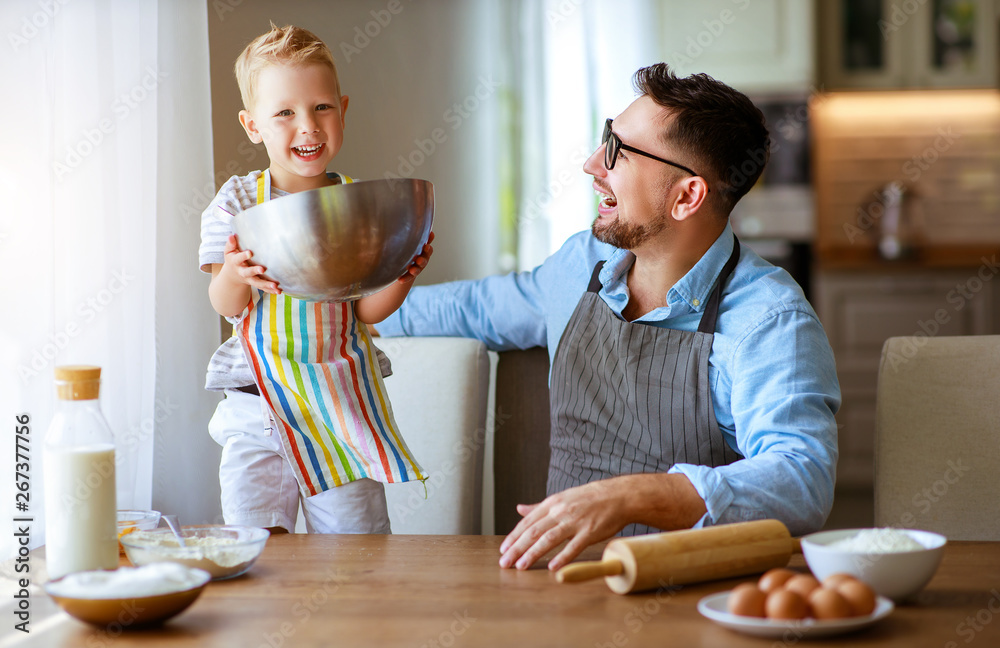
[600,221,735,314]
[670,221,735,312]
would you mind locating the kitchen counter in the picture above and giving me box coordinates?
[8,535,1000,647]
[817,244,1000,271]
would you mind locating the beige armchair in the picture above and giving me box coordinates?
[874,335,1000,540]
[383,341,553,535]
[380,337,491,534]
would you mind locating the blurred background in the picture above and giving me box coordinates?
[2,0,999,558]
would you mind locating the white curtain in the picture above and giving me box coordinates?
[511,0,661,270]
[0,0,219,560]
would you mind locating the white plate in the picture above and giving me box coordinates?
[697,591,894,638]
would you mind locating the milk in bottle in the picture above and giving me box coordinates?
[43,365,118,580]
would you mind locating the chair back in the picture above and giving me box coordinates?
[493,347,551,535]
[381,336,490,534]
[875,335,1000,540]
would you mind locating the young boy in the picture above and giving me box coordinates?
[198,24,431,535]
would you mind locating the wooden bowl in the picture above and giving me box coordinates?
[44,568,210,627]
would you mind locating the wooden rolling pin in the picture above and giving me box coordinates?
[555,519,801,594]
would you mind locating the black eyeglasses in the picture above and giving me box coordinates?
[602,119,706,189]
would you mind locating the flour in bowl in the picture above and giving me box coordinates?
[136,535,256,567]
[124,532,262,578]
[47,563,208,599]
[828,528,925,553]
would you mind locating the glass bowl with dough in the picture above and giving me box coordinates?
[121,524,270,580]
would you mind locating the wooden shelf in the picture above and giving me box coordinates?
[817,244,1000,271]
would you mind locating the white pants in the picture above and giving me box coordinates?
[208,390,391,534]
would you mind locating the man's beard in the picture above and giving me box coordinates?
[592,213,668,250]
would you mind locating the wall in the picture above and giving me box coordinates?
[206,0,503,286]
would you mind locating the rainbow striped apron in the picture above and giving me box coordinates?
[238,170,425,497]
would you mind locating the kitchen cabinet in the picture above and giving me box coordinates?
[814,269,1000,489]
[810,90,1000,263]
[819,0,998,89]
[658,0,814,93]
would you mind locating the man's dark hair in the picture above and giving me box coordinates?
[633,63,769,212]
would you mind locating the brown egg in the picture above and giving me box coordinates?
[765,588,809,620]
[821,572,858,590]
[758,567,796,593]
[727,583,767,618]
[808,587,852,619]
[784,574,821,598]
[837,579,877,617]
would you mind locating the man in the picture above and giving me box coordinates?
[378,64,840,571]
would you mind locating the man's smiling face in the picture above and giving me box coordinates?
[583,96,696,251]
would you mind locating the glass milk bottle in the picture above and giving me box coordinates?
[43,365,118,579]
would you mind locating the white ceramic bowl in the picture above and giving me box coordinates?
[801,528,947,601]
[121,524,269,580]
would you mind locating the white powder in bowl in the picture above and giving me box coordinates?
[125,532,262,578]
[47,563,209,599]
[827,528,925,553]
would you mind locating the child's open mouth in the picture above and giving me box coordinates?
[292,143,325,161]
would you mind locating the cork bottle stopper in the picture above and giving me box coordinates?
[54,365,102,400]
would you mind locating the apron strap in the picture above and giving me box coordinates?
[697,233,741,334]
[230,171,273,342]
[585,234,740,333]
[256,169,270,204]
[586,261,605,294]
[256,169,349,203]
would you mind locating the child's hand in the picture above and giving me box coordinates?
[397,231,434,284]
[355,232,433,324]
[223,234,281,294]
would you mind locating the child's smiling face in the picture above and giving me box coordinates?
[239,62,349,193]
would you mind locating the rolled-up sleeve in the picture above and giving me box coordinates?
[670,308,841,535]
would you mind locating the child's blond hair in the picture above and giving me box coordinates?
[234,22,340,111]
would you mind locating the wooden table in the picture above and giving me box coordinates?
[7,536,1000,647]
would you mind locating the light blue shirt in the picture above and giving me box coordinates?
[380,222,841,535]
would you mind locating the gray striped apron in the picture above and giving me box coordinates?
[548,236,743,536]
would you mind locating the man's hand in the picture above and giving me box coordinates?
[498,479,628,572]
[498,473,708,571]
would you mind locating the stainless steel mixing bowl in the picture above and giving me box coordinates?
[232,178,434,302]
